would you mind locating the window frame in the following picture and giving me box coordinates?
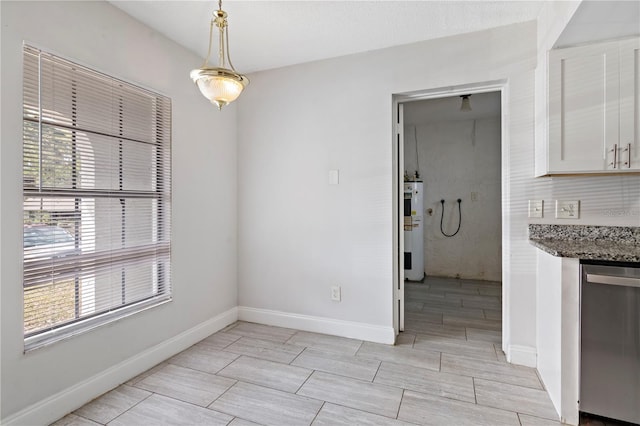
[22,44,172,351]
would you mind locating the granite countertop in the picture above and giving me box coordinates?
[528,225,640,263]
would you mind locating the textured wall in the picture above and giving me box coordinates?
[404,114,502,282]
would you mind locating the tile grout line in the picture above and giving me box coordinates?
[161,357,239,377]
[472,376,547,392]
[204,385,266,423]
[353,339,365,355]
[472,377,478,404]
[293,366,317,395]
[218,348,298,366]
[288,346,308,365]
[101,391,153,425]
[308,401,326,425]
[204,378,239,408]
[283,328,301,345]
[371,359,383,383]
[210,330,244,349]
[68,411,102,425]
[493,343,503,363]
[472,392,559,422]
[395,388,405,420]
[315,399,411,424]
[137,381,237,410]
[215,370,313,397]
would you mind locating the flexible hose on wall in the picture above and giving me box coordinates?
[440,199,462,237]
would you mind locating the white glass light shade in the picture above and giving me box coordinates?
[190,67,249,110]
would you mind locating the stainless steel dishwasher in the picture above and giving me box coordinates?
[580,261,640,424]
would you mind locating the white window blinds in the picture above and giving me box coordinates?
[23,45,172,350]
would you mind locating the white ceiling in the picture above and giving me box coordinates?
[555,0,640,48]
[109,1,546,73]
[109,1,640,74]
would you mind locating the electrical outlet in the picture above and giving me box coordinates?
[330,286,341,301]
[555,200,580,219]
[528,200,544,218]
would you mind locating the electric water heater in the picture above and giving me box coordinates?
[404,181,424,281]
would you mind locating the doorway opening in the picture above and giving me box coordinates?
[392,82,507,358]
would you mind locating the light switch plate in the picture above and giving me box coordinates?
[528,200,544,218]
[329,169,339,185]
[330,286,341,301]
[555,200,580,219]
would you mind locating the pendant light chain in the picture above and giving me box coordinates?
[218,15,225,68]
[203,19,214,67]
[225,16,237,71]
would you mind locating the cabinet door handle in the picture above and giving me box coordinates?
[609,143,618,168]
[624,143,631,168]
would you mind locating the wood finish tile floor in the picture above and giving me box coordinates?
[54,277,569,425]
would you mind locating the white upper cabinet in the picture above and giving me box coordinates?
[544,37,640,175]
[619,38,640,170]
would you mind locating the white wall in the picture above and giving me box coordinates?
[237,21,539,357]
[1,1,238,422]
[403,114,502,282]
[237,14,640,372]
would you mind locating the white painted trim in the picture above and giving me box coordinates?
[238,306,395,344]
[507,344,538,368]
[393,80,510,345]
[2,307,238,426]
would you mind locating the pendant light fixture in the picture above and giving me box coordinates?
[459,94,472,112]
[190,0,249,110]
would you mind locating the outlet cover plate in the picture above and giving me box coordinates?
[528,200,544,218]
[555,200,580,219]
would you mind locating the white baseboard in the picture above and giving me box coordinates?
[507,344,537,367]
[237,306,395,344]
[2,307,238,426]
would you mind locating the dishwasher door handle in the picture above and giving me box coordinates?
[586,273,640,288]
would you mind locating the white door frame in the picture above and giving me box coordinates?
[392,80,509,350]
[393,103,405,334]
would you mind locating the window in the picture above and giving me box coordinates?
[23,45,172,350]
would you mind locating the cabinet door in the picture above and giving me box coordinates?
[619,38,640,170]
[548,42,619,173]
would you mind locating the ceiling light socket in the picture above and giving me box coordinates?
[460,94,472,112]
